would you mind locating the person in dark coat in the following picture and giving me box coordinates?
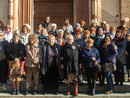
[0,31,8,90]
[113,29,126,86]
[6,34,26,95]
[40,35,60,94]
[102,35,118,94]
[126,34,130,81]
[42,16,52,32]
[60,34,80,96]
[80,39,100,96]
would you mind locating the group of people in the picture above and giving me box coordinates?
[0,16,129,96]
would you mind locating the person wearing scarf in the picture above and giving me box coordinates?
[40,35,60,94]
[113,29,127,86]
[106,26,116,40]
[60,34,80,96]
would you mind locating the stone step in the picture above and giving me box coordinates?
[1,80,130,94]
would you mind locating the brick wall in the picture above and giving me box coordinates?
[120,0,130,28]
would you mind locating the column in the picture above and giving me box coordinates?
[91,0,98,22]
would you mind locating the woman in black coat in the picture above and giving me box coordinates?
[6,34,26,95]
[40,35,60,94]
[0,32,8,89]
[60,34,80,96]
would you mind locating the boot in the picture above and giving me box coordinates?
[33,90,37,95]
[25,90,29,95]
[67,83,71,95]
[91,89,95,96]
[16,89,20,95]
[75,83,78,96]
[13,89,16,95]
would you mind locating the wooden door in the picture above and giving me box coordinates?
[34,0,73,31]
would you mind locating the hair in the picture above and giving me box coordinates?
[116,29,124,39]
[37,24,42,27]
[122,27,128,33]
[80,20,86,26]
[75,30,82,35]
[12,34,20,40]
[65,34,74,40]
[87,39,94,44]
[51,23,57,28]
[110,26,116,32]
[126,34,130,40]
[22,24,30,33]
[5,25,11,31]
[97,26,103,36]
[64,18,69,21]
[104,35,112,43]
[14,30,20,35]
[0,21,5,31]
[28,34,39,44]
[90,27,96,32]
[83,30,90,39]
[48,34,56,41]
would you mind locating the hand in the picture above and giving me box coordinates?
[94,61,98,66]
[79,64,82,69]
[14,58,19,62]
[61,64,64,69]
[116,56,119,59]
[103,43,107,48]
[126,51,128,55]
[92,57,96,61]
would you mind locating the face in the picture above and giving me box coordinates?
[23,27,27,34]
[14,31,19,35]
[75,25,80,30]
[84,33,90,39]
[48,37,55,46]
[116,32,122,38]
[98,28,103,36]
[111,29,115,33]
[13,36,19,43]
[64,20,69,25]
[127,36,130,40]
[66,36,73,45]
[29,38,35,44]
[105,36,111,43]
[62,25,67,31]
[105,24,109,30]
[0,33,3,40]
[90,30,95,35]
[92,23,96,27]
[46,17,50,23]
[81,22,85,27]
[122,30,127,35]
[75,33,81,39]
[52,26,56,30]
[58,31,63,38]
[86,42,93,48]
[41,29,46,35]
[38,25,42,30]
[6,27,11,31]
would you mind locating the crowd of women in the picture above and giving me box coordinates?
[0,16,130,96]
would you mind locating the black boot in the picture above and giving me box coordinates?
[16,89,20,95]
[13,89,16,95]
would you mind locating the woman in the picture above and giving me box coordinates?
[114,29,127,86]
[39,28,48,46]
[94,27,105,49]
[4,25,13,43]
[106,26,116,40]
[80,20,88,31]
[126,34,130,81]
[20,24,31,45]
[0,21,5,31]
[122,27,128,38]
[64,18,73,34]
[50,23,58,37]
[102,35,118,94]
[25,34,40,95]
[80,39,100,96]
[6,34,26,95]
[90,27,96,40]
[0,32,8,90]
[83,30,90,44]
[103,24,109,34]
[60,34,80,96]
[56,29,65,46]
[41,35,60,94]
[35,24,43,38]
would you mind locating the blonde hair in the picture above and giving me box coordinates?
[110,26,116,32]
[87,39,94,44]
[28,34,39,43]
[48,34,56,41]
[5,25,11,31]
[41,28,48,36]
[22,24,31,33]
[0,32,4,39]
[83,30,90,39]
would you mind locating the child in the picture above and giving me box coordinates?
[126,34,130,81]
[10,58,22,95]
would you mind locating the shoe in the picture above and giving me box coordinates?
[91,89,95,96]
[105,90,113,94]
[13,89,16,95]
[25,91,29,95]
[2,84,6,90]
[16,89,20,95]
[33,90,37,95]
[67,91,70,95]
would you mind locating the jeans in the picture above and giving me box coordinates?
[105,72,114,91]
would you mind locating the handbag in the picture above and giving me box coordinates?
[102,62,116,73]
[10,66,22,76]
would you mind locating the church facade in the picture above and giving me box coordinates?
[0,0,129,32]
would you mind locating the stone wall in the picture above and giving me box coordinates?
[0,0,8,26]
[120,0,130,28]
[100,0,120,27]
